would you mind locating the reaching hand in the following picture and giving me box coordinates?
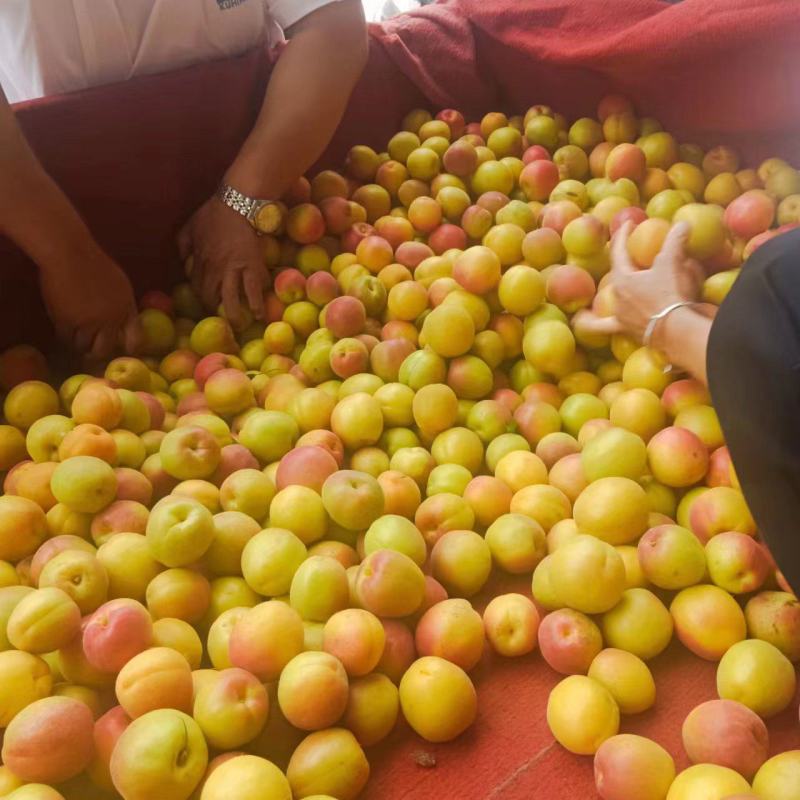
[573,221,705,346]
[178,197,267,329]
[38,246,142,360]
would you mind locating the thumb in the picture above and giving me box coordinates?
[572,309,624,336]
[653,221,691,272]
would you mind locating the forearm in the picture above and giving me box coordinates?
[655,305,713,385]
[225,0,368,196]
[0,90,99,269]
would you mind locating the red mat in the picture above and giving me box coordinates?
[363,575,800,799]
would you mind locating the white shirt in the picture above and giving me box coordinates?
[0,0,339,103]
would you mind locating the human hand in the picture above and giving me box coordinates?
[573,221,704,347]
[178,197,267,328]
[38,245,141,360]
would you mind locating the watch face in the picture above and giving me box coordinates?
[253,203,283,235]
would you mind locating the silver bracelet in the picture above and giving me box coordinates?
[642,300,695,349]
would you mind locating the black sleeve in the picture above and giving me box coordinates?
[708,227,800,594]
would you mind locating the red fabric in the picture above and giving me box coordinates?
[361,574,800,800]
[375,0,800,162]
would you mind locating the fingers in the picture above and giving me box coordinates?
[694,302,719,319]
[122,312,144,355]
[190,257,206,305]
[243,266,266,320]
[73,326,96,354]
[90,326,117,361]
[200,262,223,313]
[222,269,244,329]
[610,221,636,276]
[679,257,705,300]
[572,310,624,336]
[653,221,690,272]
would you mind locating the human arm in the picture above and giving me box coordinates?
[0,88,140,357]
[574,221,713,384]
[181,0,369,326]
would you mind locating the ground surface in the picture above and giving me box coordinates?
[364,575,800,800]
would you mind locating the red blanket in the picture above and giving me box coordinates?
[374,0,800,163]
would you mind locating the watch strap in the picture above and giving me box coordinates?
[217,184,259,219]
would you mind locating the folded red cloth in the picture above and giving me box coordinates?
[373,0,800,162]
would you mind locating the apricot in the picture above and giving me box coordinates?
[560,392,609,437]
[278,651,349,731]
[752,751,800,800]
[115,646,193,718]
[0,425,27,472]
[539,608,602,674]
[71,382,123,430]
[706,532,770,595]
[744,591,800,662]
[375,619,416,685]
[594,734,675,800]
[7,587,81,654]
[415,598,485,671]
[682,699,769,780]
[286,728,369,800]
[50,456,117,515]
[399,656,477,742]
[670,585,747,661]
[581,427,647,481]
[228,601,304,682]
[549,535,625,614]
[377,469,421,518]
[110,708,207,800]
[289,555,349,622]
[241,528,306,597]
[321,469,384,531]
[355,549,425,617]
[342,673,399,748]
[638,524,706,589]
[422,304,475,357]
[38,549,108,615]
[588,649,656,714]
[510,483,571,532]
[0,650,52,726]
[601,588,674,660]
[4,381,60,431]
[200,754,290,800]
[484,512,546,573]
[573,477,649,544]
[689,487,756,543]
[0,495,48,564]
[2,696,94,784]
[609,387,666,442]
[522,227,566,269]
[270,485,328,545]
[717,639,796,718]
[194,667,269,750]
[666,764,750,800]
[321,608,384,678]
[430,530,491,598]
[547,675,620,755]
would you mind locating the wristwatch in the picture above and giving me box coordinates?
[216,184,285,235]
